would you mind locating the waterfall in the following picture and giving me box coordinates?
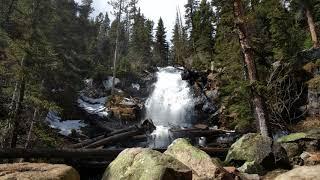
[145,66,195,148]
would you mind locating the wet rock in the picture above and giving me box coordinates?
[164,138,233,180]
[0,163,80,180]
[274,165,320,180]
[102,148,192,180]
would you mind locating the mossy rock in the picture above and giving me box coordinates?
[102,148,192,180]
[238,161,265,175]
[225,133,272,164]
[277,128,320,143]
[164,138,232,180]
[277,133,307,143]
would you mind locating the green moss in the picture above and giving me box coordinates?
[225,133,272,164]
[277,132,307,143]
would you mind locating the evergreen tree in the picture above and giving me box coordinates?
[154,18,169,66]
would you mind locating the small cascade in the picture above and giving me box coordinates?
[145,66,195,148]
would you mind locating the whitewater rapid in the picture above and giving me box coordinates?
[145,66,195,148]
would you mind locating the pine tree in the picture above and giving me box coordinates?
[154,18,169,66]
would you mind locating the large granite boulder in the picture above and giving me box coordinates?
[0,163,79,180]
[225,133,273,174]
[275,165,320,180]
[164,138,233,180]
[102,148,192,180]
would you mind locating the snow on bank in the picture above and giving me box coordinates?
[77,95,109,118]
[46,112,86,136]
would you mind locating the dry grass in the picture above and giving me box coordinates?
[290,117,320,132]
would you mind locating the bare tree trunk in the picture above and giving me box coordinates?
[111,0,123,95]
[305,7,319,48]
[10,57,26,148]
[233,0,269,137]
[24,108,38,149]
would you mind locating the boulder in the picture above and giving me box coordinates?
[164,138,233,180]
[275,165,320,180]
[225,133,272,164]
[225,133,274,174]
[300,152,320,165]
[0,163,79,180]
[281,142,301,158]
[277,128,320,143]
[102,148,192,180]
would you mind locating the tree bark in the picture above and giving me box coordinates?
[111,0,123,95]
[233,0,269,137]
[305,7,319,48]
[24,108,38,149]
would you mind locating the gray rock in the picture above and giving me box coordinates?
[102,148,192,180]
[164,138,233,180]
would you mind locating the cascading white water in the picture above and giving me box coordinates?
[145,66,195,148]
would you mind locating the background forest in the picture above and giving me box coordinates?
[0,0,320,148]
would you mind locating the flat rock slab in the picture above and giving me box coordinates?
[0,163,80,180]
[275,165,320,180]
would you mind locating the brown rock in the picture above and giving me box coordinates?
[0,163,80,180]
[300,152,320,165]
[275,165,320,180]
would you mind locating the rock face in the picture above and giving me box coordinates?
[164,138,233,180]
[225,133,273,174]
[275,165,320,180]
[0,163,80,180]
[102,148,192,180]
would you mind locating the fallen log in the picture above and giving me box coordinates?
[84,130,144,148]
[72,119,155,149]
[170,128,235,138]
[0,147,228,160]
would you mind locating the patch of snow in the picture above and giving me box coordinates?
[103,76,120,90]
[45,111,86,136]
[77,95,109,118]
[84,79,93,87]
[120,98,136,106]
[132,83,140,91]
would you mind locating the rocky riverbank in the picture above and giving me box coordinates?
[3,128,319,180]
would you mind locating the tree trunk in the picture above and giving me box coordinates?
[24,108,38,149]
[111,0,123,95]
[305,7,319,48]
[9,57,26,148]
[233,0,269,137]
